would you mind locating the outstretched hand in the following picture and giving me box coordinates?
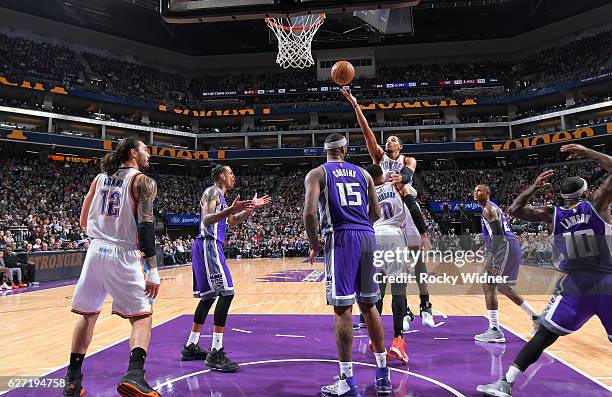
[560,143,591,159]
[230,195,254,214]
[340,89,358,107]
[532,170,554,190]
[252,193,272,209]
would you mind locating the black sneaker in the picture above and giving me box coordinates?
[117,369,161,397]
[205,348,239,373]
[63,371,85,397]
[181,343,208,361]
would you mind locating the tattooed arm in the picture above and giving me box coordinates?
[201,186,253,227]
[132,174,160,298]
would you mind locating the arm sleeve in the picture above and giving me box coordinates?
[137,222,156,258]
[402,194,428,234]
[400,167,414,185]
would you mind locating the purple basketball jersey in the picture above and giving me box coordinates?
[481,201,519,249]
[318,162,374,235]
[199,186,227,243]
[552,201,612,273]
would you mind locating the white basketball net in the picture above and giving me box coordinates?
[266,14,325,69]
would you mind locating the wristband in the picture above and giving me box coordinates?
[146,267,160,284]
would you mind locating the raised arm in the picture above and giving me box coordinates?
[132,174,160,298]
[365,172,382,224]
[79,176,99,229]
[227,193,271,227]
[561,143,612,172]
[508,170,555,224]
[341,89,384,163]
[303,167,323,264]
[591,174,612,221]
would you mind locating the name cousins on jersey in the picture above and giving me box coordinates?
[374,272,509,285]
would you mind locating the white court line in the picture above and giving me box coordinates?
[0,313,182,396]
[502,323,611,392]
[434,337,449,340]
[153,358,466,397]
[354,335,369,338]
[232,328,252,334]
[404,330,419,333]
[275,334,306,338]
[434,321,446,328]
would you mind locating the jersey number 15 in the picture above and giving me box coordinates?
[336,183,362,206]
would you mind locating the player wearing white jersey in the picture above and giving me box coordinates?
[365,164,431,364]
[64,137,161,397]
[342,88,435,328]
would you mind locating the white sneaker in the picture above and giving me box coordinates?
[420,306,435,328]
[0,283,9,290]
[402,311,415,332]
[474,327,506,343]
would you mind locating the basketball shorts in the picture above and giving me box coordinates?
[192,238,234,299]
[484,239,521,284]
[71,239,152,318]
[540,271,612,342]
[324,229,380,307]
[374,226,409,277]
[402,221,421,248]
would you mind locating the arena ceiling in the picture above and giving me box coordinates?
[0,0,609,56]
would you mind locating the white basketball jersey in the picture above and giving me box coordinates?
[379,153,405,182]
[374,182,405,230]
[87,167,141,248]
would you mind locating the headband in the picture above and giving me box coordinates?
[561,178,588,199]
[324,137,347,150]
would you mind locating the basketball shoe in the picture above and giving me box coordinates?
[180,343,208,361]
[117,369,160,397]
[353,314,367,330]
[63,371,85,397]
[321,374,361,397]
[420,301,435,328]
[205,348,239,372]
[476,377,512,397]
[368,340,391,361]
[388,337,409,364]
[375,367,392,395]
[0,282,10,290]
[402,309,415,332]
[474,327,506,343]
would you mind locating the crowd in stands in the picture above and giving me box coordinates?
[0,29,610,107]
[0,146,608,288]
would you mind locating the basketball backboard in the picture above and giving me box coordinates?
[161,0,420,23]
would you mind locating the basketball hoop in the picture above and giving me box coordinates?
[265,14,325,69]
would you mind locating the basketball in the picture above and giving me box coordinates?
[331,61,355,85]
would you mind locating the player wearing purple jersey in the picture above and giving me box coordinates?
[473,185,539,343]
[304,133,391,397]
[182,165,270,372]
[478,144,612,397]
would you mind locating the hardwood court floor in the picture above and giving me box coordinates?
[1,258,610,387]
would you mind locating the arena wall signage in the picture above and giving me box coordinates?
[359,99,478,110]
[0,76,68,95]
[429,200,498,213]
[166,214,201,227]
[473,124,612,151]
[19,250,87,282]
[158,104,271,118]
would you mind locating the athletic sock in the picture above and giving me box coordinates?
[212,332,223,350]
[505,365,522,384]
[339,362,353,378]
[187,331,200,346]
[487,310,500,329]
[68,353,85,372]
[128,347,146,371]
[519,301,538,318]
[374,351,387,368]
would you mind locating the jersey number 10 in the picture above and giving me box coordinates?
[563,229,598,259]
[100,190,121,217]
